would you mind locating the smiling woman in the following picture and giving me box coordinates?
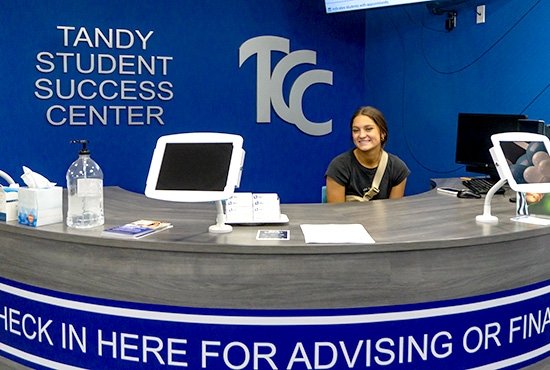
[325,106,410,203]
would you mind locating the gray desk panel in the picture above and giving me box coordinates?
[0,183,548,368]
[0,185,547,309]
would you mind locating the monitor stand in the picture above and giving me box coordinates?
[208,200,233,234]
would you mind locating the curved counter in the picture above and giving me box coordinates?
[0,182,548,369]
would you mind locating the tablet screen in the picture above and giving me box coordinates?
[156,143,233,191]
[145,133,244,202]
[499,140,550,185]
[491,132,550,193]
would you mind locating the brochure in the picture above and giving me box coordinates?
[103,219,173,239]
[526,192,550,219]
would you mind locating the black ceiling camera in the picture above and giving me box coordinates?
[427,0,466,31]
[446,11,457,32]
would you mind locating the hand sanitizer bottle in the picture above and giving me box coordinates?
[66,140,104,228]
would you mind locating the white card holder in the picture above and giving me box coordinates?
[224,193,289,224]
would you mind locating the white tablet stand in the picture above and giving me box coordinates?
[209,200,233,234]
[144,133,245,234]
[0,170,16,185]
[475,178,507,224]
[476,132,550,224]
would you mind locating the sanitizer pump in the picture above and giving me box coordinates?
[66,140,104,228]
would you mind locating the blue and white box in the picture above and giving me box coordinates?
[18,187,63,227]
[0,187,18,222]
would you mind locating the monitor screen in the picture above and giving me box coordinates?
[145,133,245,202]
[490,132,550,193]
[454,113,542,176]
[325,0,433,13]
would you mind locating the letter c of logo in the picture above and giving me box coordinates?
[239,36,333,136]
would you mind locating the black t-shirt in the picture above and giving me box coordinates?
[325,150,410,200]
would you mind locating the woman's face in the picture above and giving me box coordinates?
[352,114,382,152]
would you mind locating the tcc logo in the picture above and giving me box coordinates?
[239,36,333,136]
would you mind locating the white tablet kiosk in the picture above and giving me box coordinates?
[145,132,245,233]
[490,132,550,193]
[476,132,550,223]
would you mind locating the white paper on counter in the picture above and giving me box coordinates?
[511,216,550,226]
[300,224,375,244]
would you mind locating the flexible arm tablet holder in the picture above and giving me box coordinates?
[475,177,507,224]
[144,133,245,234]
[0,170,15,186]
[209,200,233,234]
[477,133,550,224]
[476,146,507,224]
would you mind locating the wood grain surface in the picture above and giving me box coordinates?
[0,182,547,308]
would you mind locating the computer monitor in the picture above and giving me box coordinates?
[454,113,544,177]
[490,132,550,193]
[145,132,245,203]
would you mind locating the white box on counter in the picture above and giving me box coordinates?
[18,187,63,227]
[0,188,18,222]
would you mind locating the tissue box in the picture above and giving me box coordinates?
[0,188,18,222]
[18,187,63,227]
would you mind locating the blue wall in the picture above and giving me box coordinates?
[363,0,550,195]
[3,0,548,203]
[0,1,365,203]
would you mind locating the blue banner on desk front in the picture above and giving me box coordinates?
[0,278,548,369]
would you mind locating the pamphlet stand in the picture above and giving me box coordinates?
[475,178,507,224]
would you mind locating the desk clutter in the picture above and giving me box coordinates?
[1,140,103,228]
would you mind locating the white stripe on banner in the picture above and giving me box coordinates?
[0,281,548,325]
[0,342,87,370]
[467,343,550,370]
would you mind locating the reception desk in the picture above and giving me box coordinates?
[0,181,548,369]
